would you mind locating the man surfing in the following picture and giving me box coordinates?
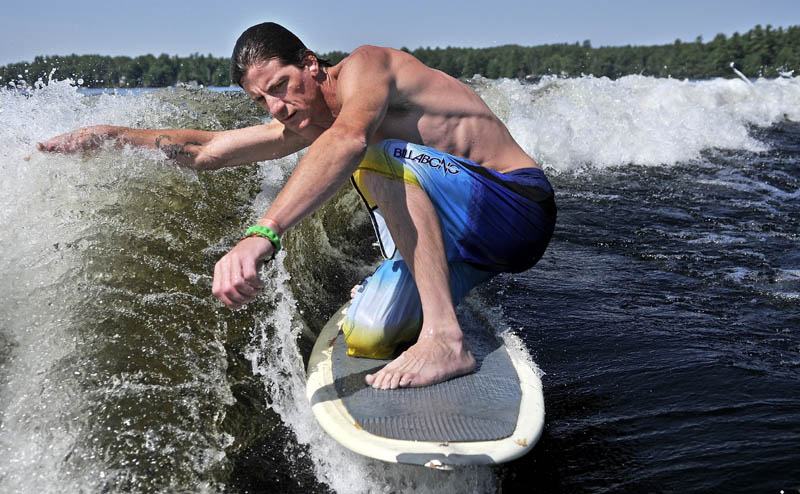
[38,22,556,390]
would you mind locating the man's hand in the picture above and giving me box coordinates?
[37,125,118,154]
[212,236,275,309]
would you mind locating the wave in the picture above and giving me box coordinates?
[472,74,800,170]
[1,74,798,492]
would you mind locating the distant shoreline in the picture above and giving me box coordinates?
[2,24,797,88]
[75,86,243,95]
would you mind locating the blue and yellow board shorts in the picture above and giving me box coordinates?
[342,139,557,359]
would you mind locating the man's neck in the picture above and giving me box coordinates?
[318,66,340,120]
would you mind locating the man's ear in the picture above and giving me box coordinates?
[304,51,319,76]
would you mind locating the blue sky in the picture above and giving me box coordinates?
[1,0,797,65]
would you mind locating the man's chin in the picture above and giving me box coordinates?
[291,117,311,131]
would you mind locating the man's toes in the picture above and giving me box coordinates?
[380,372,396,390]
[389,373,403,389]
[365,373,376,386]
[399,374,415,387]
[371,371,387,389]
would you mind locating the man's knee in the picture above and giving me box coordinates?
[341,260,423,359]
[341,314,420,359]
[342,301,422,359]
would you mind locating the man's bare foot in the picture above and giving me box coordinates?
[365,328,475,389]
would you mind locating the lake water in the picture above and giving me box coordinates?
[1,74,798,493]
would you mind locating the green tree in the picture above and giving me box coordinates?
[3,24,799,88]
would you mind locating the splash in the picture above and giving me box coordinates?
[0,80,262,492]
[245,260,501,493]
[472,74,800,170]
[3,73,799,493]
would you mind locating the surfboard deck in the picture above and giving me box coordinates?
[306,303,545,469]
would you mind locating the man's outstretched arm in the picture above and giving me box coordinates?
[36,119,310,170]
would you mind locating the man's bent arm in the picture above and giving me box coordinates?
[211,117,380,309]
[211,46,394,309]
[254,47,392,234]
[258,126,369,234]
[37,120,309,170]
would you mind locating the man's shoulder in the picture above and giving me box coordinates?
[350,45,396,56]
[338,46,423,84]
[341,45,396,68]
[335,46,402,91]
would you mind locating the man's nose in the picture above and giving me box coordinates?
[265,96,286,117]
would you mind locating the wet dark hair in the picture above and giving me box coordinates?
[231,22,331,86]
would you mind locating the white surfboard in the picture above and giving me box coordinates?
[306,303,545,470]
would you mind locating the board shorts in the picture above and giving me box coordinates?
[342,139,557,359]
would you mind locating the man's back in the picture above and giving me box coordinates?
[333,46,538,174]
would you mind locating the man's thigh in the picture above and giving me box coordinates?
[352,139,556,273]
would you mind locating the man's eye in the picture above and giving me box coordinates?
[267,81,286,96]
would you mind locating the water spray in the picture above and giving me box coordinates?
[729,62,753,85]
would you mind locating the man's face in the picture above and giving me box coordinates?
[241,57,318,131]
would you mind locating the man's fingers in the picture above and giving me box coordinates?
[215,282,251,309]
[212,248,267,309]
[231,276,261,297]
[37,128,103,155]
[241,261,265,290]
[229,253,263,295]
[213,258,242,308]
[212,260,234,308]
[225,289,253,307]
[37,140,57,152]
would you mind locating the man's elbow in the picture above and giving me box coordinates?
[326,130,369,158]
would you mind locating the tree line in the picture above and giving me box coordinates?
[2,24,798,88]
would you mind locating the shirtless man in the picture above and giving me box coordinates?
[38,22,556,390]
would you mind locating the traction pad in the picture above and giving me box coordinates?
[331,327,521,442]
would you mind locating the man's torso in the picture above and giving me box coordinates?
[332,47,538,174]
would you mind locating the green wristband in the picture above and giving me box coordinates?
[245,225,281,253]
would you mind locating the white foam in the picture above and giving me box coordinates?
[686,232,748,245]
[698,176,800,201]
[0,80,235,493]
[771,291,800,301]
[463,294,545,380]
[725,267,756,283]
[776,269,800,282]
[472,75,800,170]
